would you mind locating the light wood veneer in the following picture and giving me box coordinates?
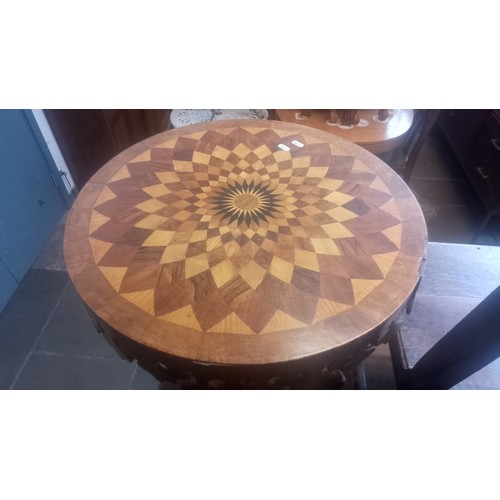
[64,120,427,388]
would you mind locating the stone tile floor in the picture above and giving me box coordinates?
[1,127,499,389]
[0,266,161,389]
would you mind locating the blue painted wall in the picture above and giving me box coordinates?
[0,110,68,312]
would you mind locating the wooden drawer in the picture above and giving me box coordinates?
[437,109,488,158]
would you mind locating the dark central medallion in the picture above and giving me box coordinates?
[211,180,282,225]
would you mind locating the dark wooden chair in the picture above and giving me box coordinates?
[390,286,500,389]
[389,109,440,183]
[388,242,500,390]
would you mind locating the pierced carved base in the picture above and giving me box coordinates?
[86,305,396,390]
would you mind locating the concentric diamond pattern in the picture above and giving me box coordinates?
[87,125,403,334]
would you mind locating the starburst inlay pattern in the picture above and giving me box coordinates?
[64,119,429,372]
[210,180,282,225]
[66,121,428,346]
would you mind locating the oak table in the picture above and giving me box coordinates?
[64,120,427,389]
[275,109,414,155]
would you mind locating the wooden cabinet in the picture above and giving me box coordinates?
[437,110,487,158]
[466,111,500,212]
[437,109,500,239]
[44,110,169,189]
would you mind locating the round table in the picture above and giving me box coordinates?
[275,109,414,154]
[64,120,427,389]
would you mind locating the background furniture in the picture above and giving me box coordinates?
[388,242,500,389]
[44,110,168,189]
[437,110,500,241]
[275,109,414,155]
[169,109,269,128]
[64,119,427,389]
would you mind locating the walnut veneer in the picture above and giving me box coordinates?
[64,120,427,388]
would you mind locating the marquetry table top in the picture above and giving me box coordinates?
[64,120,427,366]
[275,110,414,154]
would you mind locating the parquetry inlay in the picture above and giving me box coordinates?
[86,124,404,335]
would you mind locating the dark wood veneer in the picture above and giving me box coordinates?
[64,120,427,388]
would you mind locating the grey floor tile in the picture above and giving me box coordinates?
[34,282,120,359]
[0,269,68,357]
[453,360,500,390]
[412,134,466,181]
[420,243,500,298]
[130,364,163,390]
[425,205,484,243]
[0,354,26,389]
[32,212,67,271]
[410,177,481,211]
[13,352,135,390]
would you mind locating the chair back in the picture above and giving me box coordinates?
[391,285,500,389]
